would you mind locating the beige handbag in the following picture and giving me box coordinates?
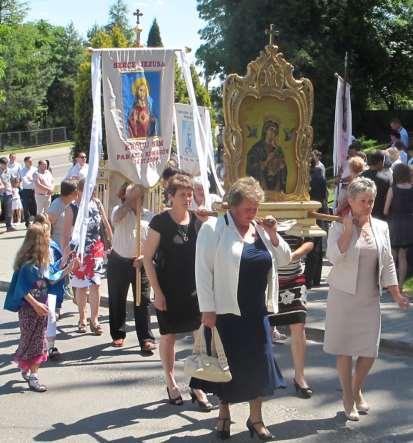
[184,325,232,383]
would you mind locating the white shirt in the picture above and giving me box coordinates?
[8,161,21,178]
[111,205,153,258]
[0,168,12,195]
[34,170,54,195]
[19,166,37,190]
[195,212,292,316]
[190,193,222,211]
[391,158,402,170]
[65,163,89,180]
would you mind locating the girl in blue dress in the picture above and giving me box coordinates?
[4,214,68,392]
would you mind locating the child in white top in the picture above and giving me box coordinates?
[11,177,22,223]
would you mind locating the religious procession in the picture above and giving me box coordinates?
[1,1,413,442]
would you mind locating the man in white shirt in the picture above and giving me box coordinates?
[19,156,37,227]
[390,118,409,150]
[107,184,156,353]
[190,176,222,211]
[0,157,15,232]
[65,151,89,180]
[8,153,21,178]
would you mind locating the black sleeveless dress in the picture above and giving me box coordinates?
[149,211,201,335]
[388,185,413,248]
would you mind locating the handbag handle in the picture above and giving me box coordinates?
[212,327,230,370]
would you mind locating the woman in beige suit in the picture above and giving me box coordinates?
[324,178,409,421]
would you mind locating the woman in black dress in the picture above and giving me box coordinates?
[384,163,413,289]
[143,174,211,409]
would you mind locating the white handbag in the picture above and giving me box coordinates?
[184,325,232,383]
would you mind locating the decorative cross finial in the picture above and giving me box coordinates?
[265,24,279,46]
[133,8,143,26]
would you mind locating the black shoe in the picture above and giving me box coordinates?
[189,388,213,412]
[48,347,61,361]
[294,379,313,399]
[246,419,274,441]
[166,387,183,406]
[216,417,231,440]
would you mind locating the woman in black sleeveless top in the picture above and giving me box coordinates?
[384,163,413,288]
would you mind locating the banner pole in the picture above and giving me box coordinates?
[135,202,141,307]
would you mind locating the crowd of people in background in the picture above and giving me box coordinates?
[1,117,411,438]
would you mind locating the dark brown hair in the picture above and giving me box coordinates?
[166,174,194,196]
[393,163,412,185]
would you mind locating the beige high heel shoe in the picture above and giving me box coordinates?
[354,391,370,413]
[343,397,360,421]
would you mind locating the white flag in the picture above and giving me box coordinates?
[333,77,352,176]
[102,49,175,187]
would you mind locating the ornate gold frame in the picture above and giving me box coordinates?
[223,44,314,201]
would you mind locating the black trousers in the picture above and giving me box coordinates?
[0,194,12,228]
[304,236,323,288]
[107,250,154,346]
[20,189,37,226]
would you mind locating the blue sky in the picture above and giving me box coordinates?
[26,0,204,62]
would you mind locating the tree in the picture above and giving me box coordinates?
[46,22,84,130]
[147,19,163,47]
[0,0,27,25]
[107,0,133,44]
[196,0,413,147]
[0,22,56,131]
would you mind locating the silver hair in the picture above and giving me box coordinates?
[347,177,377,198]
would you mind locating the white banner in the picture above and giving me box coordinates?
[175,103,209,176]
[71,51,102,259]
[333,77,352,176]
[102,49,175,187]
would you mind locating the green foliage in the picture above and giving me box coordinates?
[196,0,413,148]
[107,0,133,44]
[403,276,413,294]
[147,19,163,47]
[0,0,28,25]
[356,136,384,153]
[0,22,56,131]
[44,22,84,129]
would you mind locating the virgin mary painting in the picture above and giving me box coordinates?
[246,120,287,192]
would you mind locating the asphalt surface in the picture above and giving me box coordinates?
[0,297,412,443]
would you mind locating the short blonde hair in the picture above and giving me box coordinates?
[226,177,265,207]
[387,147,400,162]
[349,156,365,175]
[348,177,377,199]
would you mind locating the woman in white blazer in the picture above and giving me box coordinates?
[324,177,409,421]
[196,177,291,440]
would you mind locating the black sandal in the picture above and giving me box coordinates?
[189,388,213,412]
[246,419,274,441]
[217,417,231,440]
[167,387,183,406]
[294,379,313,399]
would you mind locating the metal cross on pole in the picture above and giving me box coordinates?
[265,24,279,46]
[133,8,143,25]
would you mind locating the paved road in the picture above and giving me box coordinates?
[0,297,412,442]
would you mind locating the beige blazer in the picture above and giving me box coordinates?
[326,217,398,295]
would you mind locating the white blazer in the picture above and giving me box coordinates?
[326,217,398,295]
[195,212,292,316]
